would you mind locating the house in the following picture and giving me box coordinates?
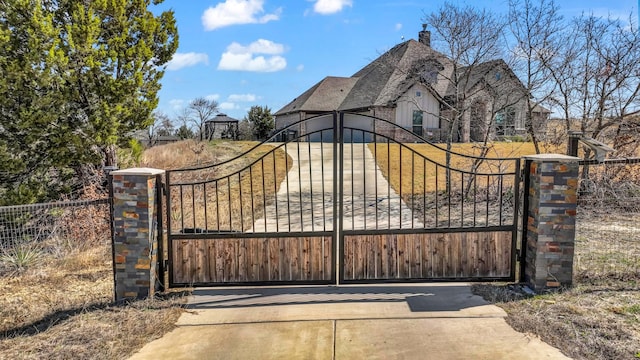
[204,114,239,140]
[275,25,549,142]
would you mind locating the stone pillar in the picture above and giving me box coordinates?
[523,154,580,292]
[110,168,164,301]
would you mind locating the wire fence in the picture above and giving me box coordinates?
[574,159,640,281]
[0,198,110,272]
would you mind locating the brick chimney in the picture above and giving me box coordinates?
[419,23,430,47]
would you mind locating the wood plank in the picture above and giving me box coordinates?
[367,235,376,280]
[354,236,365,280]
[237,239,246,282]
[388,234,397,279]
[311,236,321,280]
[397,234,408,278]
[422,234,433,278]
[215,240,224,282]
[411,234,421,279]
[268,237,279,281]
[207,241,216,283]
[343,236,352,280]
[302,237,311,280]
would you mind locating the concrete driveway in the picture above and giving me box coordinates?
[129,284,569,360]
[250,142,421,233]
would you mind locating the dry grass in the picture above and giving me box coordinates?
[143,140,292,233]
[370,142,560,195]
[0,235,186,359]
[473,211,640,360]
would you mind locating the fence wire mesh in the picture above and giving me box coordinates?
[575,159,640,281]
[0,199,110,272]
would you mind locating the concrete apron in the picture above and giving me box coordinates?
[250,143,421,233]
[129,284,569,360]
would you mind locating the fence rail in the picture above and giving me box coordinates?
[0,198,110,252]
[575,158,640,280]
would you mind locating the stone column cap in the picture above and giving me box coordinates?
[523,154,581,161]
[111,167,165,176]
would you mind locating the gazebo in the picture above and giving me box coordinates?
[204,114,239,140]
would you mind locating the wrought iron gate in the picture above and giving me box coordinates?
[165,112,521,287]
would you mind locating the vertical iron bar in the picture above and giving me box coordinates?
[179,186,184,231]
[272,151,279,232]
[473,174,477,227]
[261,159,267,233]
[297,139,304,232]
[215,181,220,231]
[435,164,439,227]
[238,173,244,230]
[227,178,232,231]
[498,175,504,226]
[447,169,451,228]
[155,174,164,291]
[399,144,403,229]
[285,142,292,232]
[513,158,522,282]
[165,172,173,288]
[485,176,490,226]
[350,128,355,231]
[373,121,379,230]
[191,184,196,230]
[411,150,415,229]
[460,173,464,227]
[332,111,340,284]
[321,131,327,231]
[249,166,255,230]
[423,158,427,227]
[363,131,367,230]
[387,138,391,229]
[308,139,315,231]
[203,184,208,231]
[520,159,530,282]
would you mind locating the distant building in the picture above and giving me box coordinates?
[275,25,549,142]
[204,114,239,140]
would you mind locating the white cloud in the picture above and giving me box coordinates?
[228,94,257,102]
[202,0,281,31]
[296,64,304,72]
[220,102,239,110]
[395,23,402,31]
[218,39,287,72]
[313,0,353,15]
[169,99,184,110]
[166,52,209,71]
[206,94,221,101]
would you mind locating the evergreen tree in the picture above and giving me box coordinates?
[0,0,178,204]
[245,106,275,141]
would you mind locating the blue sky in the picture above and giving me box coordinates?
[154,0,638,121]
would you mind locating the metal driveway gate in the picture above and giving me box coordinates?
[165,112,521,287]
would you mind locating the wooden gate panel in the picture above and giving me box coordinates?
[171,236,333,285]
[343,231,512,281]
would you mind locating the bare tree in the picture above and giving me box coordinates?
[545,13,640,156]
[180,97,219,141]
[146,111,174,146]
[424,2,509,191]
[507,0,563,153]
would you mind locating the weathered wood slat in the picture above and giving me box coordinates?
[341,232,512,281]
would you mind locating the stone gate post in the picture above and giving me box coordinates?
[110,168,164,301]
[522,154,580,292]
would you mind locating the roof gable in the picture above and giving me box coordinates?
[276,76,358,115]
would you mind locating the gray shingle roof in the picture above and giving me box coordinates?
[275,39,524,115]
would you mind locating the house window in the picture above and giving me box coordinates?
[495,107,516,136]
[415,91,422,97]
[412,110,423,136]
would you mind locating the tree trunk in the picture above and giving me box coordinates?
[103,144,118,168]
